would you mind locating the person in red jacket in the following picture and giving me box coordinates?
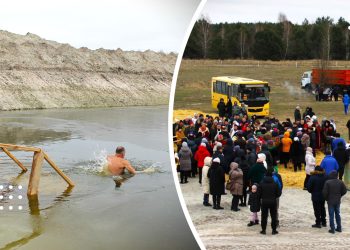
[194,143,211,184]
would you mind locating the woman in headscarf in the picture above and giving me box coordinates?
[304,147,316,189]
[228,162,243,211]
[178,142,192,184]
[202,157,212,206]
[208,158,225,209]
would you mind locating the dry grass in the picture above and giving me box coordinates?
[174,59,350,138]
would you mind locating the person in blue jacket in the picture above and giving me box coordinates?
[342,93,350,115]
[320,150,339,176]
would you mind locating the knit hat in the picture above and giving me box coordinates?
[201,138,208,144]
[200,142,206,147]
[213,158,220,163]
[182,142,188,147]
[294,137,299,141]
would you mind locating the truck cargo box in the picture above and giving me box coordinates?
[312,69,350,86]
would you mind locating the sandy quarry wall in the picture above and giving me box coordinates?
[0,31,176,110]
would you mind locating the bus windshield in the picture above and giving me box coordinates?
[238,84,269,101]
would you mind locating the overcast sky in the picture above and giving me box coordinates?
[0,0,201,52]
[202,0,350,24]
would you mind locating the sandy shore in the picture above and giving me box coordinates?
[180,175,350,249]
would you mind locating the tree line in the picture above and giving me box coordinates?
[184,14,350,61]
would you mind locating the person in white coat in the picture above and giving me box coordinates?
[304,147,316,190]
[202,156,212,206]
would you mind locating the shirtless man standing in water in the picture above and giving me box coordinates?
[107,146,136,186]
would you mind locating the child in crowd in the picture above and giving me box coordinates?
[247,184,260,226]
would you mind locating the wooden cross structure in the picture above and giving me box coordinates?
[0,143,74,196]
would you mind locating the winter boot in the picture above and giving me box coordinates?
[216,196,224,209]
[247,221,255,227]
[203,194,211,206]
[255,220,259,225]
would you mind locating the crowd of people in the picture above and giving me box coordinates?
[174,101,348,235]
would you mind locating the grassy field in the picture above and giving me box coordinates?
[174,59,350,138]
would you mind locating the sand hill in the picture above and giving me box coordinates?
[0,30,176,110]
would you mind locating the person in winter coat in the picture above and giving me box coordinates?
[307,166,327,228]
[320,150,339,176]
[187,135,198,177]
[223,138,235,170]
[208,158,226,209]
[304,147,316,189]
[234,149,250,206]
[178,142,192,184]
[342,93,350,115]
[226,99,233,118]
[213,145,227,173]
[290,137,304,172]
[333,142,349,180]
[258,171,282,235]
[281,132,292,168]
[246,146,257,168]
[217,98,226,117]
[260,144,273,169]
[294,106,301,122]
[272,168,283,228]
[248,153,267,185]
[194,143,211,184]
[202,157,212,207]
[247,184,261,226]
[347,119,350,140]
[322,170,347,233]
[228,162,243,211]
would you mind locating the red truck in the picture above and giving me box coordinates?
[301,69,350,100]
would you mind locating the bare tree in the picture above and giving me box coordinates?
[197,15,211,59]
[240,28,246,59]
[279,13,291,60]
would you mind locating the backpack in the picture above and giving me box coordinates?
[272,173,282,190]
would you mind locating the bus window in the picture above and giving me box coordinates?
[237,85,269,101]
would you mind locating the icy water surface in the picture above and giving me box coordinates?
[0,106,198,250]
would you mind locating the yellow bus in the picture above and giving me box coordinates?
[211,76,270,116]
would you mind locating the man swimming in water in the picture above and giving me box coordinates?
[107,146,136,186]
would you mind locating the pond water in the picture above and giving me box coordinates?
[0,106,198,249]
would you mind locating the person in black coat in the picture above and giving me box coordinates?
[290,137,304,172]
[223,138,235,170]
[226,99,233,118]
[247,184,260,226]
[258,172,281,235]
[208,158,225,209]
[294,106,301,122]
[307,166,327,228]
[217,98,226,118]
[333,142,349,180]
[213,145,227,173]
[246,146,257,168]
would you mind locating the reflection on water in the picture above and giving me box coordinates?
[1,186,73,250]
[0,107,198,250]
[0,125,71,145]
